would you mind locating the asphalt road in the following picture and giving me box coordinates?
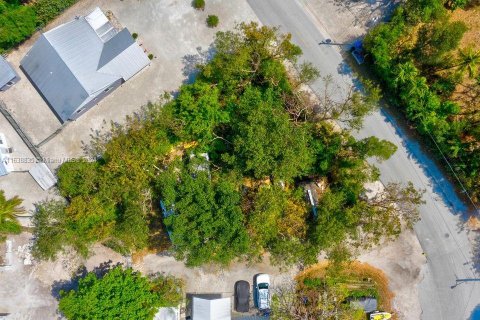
[247,0,480,319]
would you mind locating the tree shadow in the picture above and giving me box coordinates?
[330,0,399,28]
[181,45,216,85]
[50,260,121,300]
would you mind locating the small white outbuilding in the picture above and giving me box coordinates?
[192,297,231,320]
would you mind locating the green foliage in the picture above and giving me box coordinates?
[445,0,469,9]
[0,0,77,52]
[206,15,219,28]
[33,0,78,27]
[46,23,422,268]
[356,137,398,161]
[59,266,184,320]
[0,190,23,241]
[0,1,36,52]
[192,0,205,10]
[31,200,68,260]
[159,164,249,266]
[364,0,480,203]
[172,81,227,142]
[228,87,314,181]
[132,32,138,39]
[415,19,467,68]
[57,160,100,199]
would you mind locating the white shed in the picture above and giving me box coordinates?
[0,133,13,176]
[192,297,231,320]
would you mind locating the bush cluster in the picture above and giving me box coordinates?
[0,0,78,53]
[363,0,480,202]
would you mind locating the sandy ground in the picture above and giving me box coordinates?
[301,0,399,43]
[358,230,426,319]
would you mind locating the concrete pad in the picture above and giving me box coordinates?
[0,172,56,215]
[0,233,58,319]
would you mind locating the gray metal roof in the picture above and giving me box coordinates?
[20,8,150,122]
[0,56,18,88]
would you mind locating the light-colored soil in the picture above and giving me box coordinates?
[300,0,399,43]
[451,6,480,50]
[358,229,426,320]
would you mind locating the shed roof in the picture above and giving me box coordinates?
[0,56,18,88]
[21,7,149,122]
[193,297,231,320]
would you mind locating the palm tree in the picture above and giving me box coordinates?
[457,47,480,78]
[433,47,480,78]
[0,190,24,239]
[393,61,418,87]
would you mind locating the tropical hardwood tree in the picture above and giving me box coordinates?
[59,266,184,320]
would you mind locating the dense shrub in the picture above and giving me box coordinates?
[0,0,78,52]
[192,0,205,10]
[206,15,219,28]
[0,1,36,52]
[33,0,78,26]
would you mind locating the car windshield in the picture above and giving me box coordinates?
[258,283,268,290]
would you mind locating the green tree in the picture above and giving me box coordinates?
[59,266,184,320]
[160,165,250,266]
[172,81,228,142]
[415,20,467,69]
[0,190,23,241]
[457,47,480,78]
[228,87,314,181]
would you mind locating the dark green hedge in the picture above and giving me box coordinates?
[0,0,78,52]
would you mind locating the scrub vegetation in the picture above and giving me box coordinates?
[364,0,480,203]
[32,23,423,267]
[271,261,393,319]
[0,0,78,53]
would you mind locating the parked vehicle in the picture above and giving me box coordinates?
[234,280,250,312]
[370,311,392,320]
[350,39,365,65]
[254,274,271,311]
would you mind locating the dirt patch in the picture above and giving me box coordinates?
[451,7,480,50]
[358,230,425,320]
